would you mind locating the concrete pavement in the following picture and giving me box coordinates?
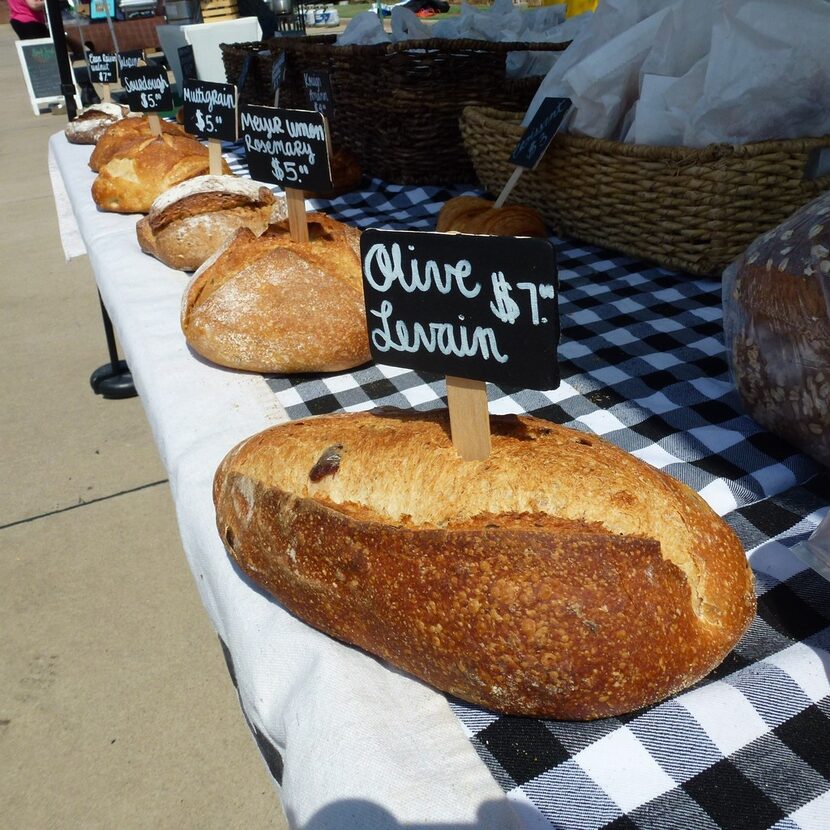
[0,23,287,829]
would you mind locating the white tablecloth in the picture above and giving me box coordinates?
[47,133,524,830]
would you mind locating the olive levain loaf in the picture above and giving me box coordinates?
[214,409,755,720]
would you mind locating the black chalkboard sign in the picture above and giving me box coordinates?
[303,70,333,119]
[117,50,144,73]
[271,51,286,105]
[87,51,118,85]
[236,53,254,91]
[178,44,198,82]
[182,80,238,142]
[121,65,173,113]
[360,230,559,389]
[509,97,572,170]
[17,39,61,101]
[240,105,332,192]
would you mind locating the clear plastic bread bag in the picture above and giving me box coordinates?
[722,190,830,467]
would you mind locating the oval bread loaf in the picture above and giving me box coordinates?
[136,175,287,271]
[214,408,756,720]
[89,115,186,172]
[181,213,370,373]
[92,134,233,214]
[64,103,132,145]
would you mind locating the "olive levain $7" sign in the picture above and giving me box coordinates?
[360,229,560,390]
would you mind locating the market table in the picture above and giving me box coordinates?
[48,131,830,830]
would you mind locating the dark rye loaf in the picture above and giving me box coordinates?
[213,408,755,719]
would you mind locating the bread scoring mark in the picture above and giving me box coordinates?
[233,475,256,524]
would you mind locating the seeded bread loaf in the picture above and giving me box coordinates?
[214,408,756,719]
[181,213,370,373]
[723,192,830,467]
[136,176,287,271]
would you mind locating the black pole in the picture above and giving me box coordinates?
[89,294,137,399]
[44,0,78,121]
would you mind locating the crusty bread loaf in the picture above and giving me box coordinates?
[91,134,233,214]
[214,408,756,719]
[89,116,186,172]
[136,176,287,271]
[64,103,133,145]
[181,213,370,373]
[437,196,548,238]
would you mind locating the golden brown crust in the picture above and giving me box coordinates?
[437,196,548,238]
[214,409,756,719]
[91,134,233,214]
[65,104,131,145]
[181,213,370,372]
[89,116,186,172]
[136,187,283,271]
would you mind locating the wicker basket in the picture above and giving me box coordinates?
[222,37,565,185]
[460,106,830,277]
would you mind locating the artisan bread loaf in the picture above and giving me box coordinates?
[91,133,232,214]
[64,103,132,145]
[214,408,756,720]
[437,196,548,238]
[723,193,830,467]
[89,116,186,172]
[181,213,370,373]
[136,176,287,271]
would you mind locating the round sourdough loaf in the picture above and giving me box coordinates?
[91,134,232,214]
[214,408,756,720]
[136,176,287,271]
[89,115,186,172]
[181,213,370,373]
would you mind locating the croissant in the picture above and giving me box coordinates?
[437,196,547,238]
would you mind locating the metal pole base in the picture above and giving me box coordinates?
[90,360,137,399]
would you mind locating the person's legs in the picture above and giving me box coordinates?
[10,19,51,39]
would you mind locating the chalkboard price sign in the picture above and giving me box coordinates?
[240,105,332,193]
[178,45,198,82]
[121,65,173,113]
[182,80,238,142]
[87,51,118,85]
[303,70,333,119]
[117,50,144,73]
[509,97,572,170]
[360,230,560,389]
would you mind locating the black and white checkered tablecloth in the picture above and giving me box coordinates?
[223,144,830,829]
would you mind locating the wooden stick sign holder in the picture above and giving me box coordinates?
[208,138,223,175]
[446,376,491,460]
[148,113,162,136]
[285,188,309,243]
[359,229,560,465]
